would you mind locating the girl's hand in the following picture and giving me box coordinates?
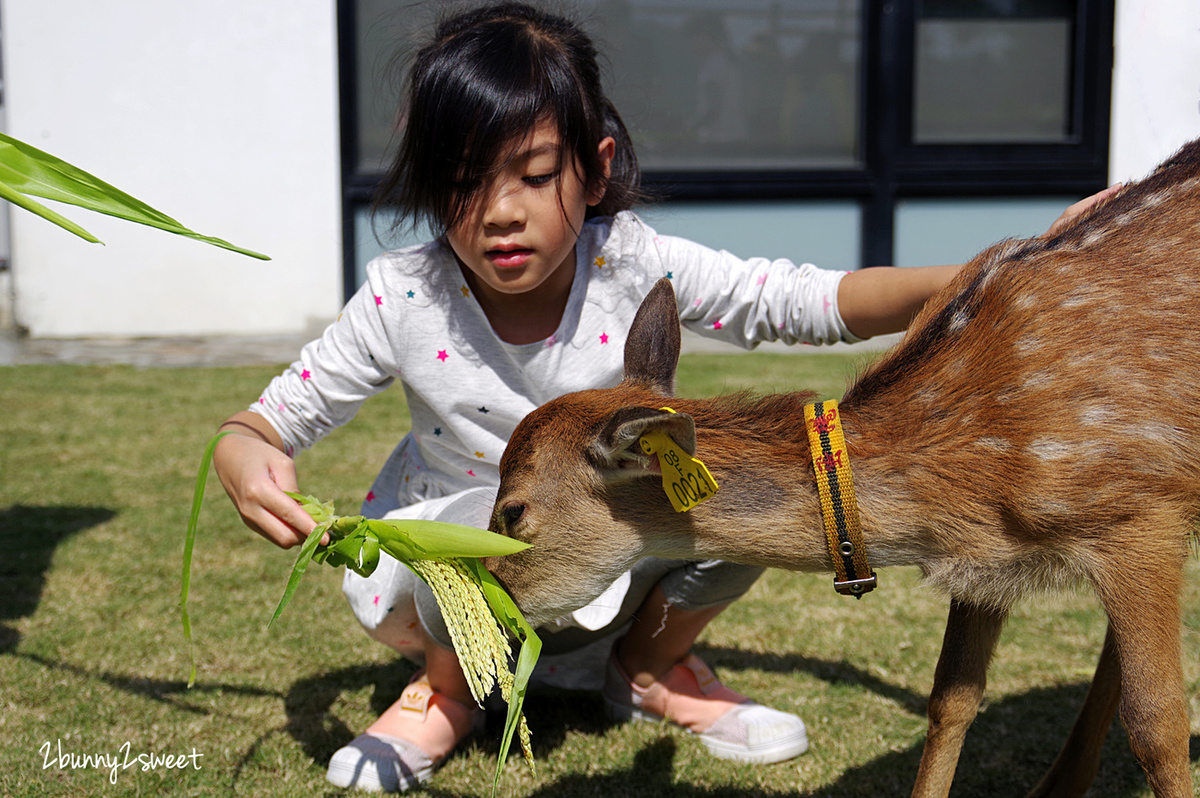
[1043,183,1123,238]
[212,411,321,548]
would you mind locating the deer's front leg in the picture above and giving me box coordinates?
[911,598,1006,798]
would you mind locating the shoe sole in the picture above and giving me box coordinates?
[604,697,810,764]
[325,760,435,792]
[700,726,808,764]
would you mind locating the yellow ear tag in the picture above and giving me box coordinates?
[638,409,719,512]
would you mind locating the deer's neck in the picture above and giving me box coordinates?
[673,400,955,575]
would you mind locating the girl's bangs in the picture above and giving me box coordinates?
[438,67,575,229]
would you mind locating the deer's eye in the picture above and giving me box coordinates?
[502,503,526,528]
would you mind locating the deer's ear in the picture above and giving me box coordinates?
[624,278,681,396]
[593,406,696,476]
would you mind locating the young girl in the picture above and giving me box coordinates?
[214,3,1112,792]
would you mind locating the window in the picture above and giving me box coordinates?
[591,2,861,171]
[339,0,1113,296]
[914,2,1075,144]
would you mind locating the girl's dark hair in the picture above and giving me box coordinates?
[375,2,643,235]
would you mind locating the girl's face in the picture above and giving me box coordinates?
[446,119,614,300]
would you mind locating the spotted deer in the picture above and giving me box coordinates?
[485,140,1200,796]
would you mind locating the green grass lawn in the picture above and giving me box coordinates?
[1,352,1197,797]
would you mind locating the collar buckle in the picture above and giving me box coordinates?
[834,574,878,598]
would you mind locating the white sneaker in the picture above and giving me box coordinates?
[603,652,808,764]
[326,733,437,792]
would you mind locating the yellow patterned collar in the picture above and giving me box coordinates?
[803,400,877,598]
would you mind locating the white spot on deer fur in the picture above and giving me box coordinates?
[1177,177,1200,195]
[1021,370,1055,392]
[948,307,972,333]
[975,437,1011,452]
[912,388,938,408]
[1139,421,1184,447]
[1141,188,1167,208]
[975,263,1001,293]
[1080,405,1116,426]
[1060,288,1098,310]
[1014,334,1041,355]
[1028,437,1072,461]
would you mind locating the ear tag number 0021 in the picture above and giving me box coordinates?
[638,415,719,513]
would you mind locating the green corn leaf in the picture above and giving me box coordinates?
[268,522,330,628]
[283,491,336,526]
[372,521,426,562]
[315,520,380,577]
[371,517,531,559]
[0,179,100,242]
[180,431,235,688]
[462,558,542,791]
[0,131,269,259]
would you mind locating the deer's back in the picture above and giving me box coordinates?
[843,142,1200,567]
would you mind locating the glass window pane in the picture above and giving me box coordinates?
[352,0,436,174]
[353,206,433,289]
[639,200,860,272]
[894,196,1077,268]
[588,0,861,170]
[915,1,1074,144]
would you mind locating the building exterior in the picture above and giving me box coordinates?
[1,0,1197,339]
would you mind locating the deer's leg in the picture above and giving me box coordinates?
[911,598,1007,798]
[1025,624,1121,798]
[1094,556,1192,798]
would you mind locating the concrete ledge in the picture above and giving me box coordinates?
[0,329,903,368]
[0,332,313,368]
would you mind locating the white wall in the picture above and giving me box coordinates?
[2,0,343,337]
[1109,0,1200,183]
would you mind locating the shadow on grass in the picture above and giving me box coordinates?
[280,660,1198,797]
[280,661,620,766]
[0,504,117,653]
[695,642,929,715]
[282,661,422,765]
[490,687,1194,798]
[15,650,282,712]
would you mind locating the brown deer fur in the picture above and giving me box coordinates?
[485,140,1200,797]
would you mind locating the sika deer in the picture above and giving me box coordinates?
[486,140,1200,797]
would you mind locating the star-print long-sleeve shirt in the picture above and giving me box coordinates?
[250,212,858,516]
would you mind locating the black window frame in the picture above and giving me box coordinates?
[337,0,1114,300]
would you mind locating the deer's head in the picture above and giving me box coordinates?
[485,279,699,625]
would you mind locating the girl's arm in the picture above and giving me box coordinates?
[837,185,1122,339]
[213,410,320,549]
[836,264,960,339]
[213,256,405,548]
